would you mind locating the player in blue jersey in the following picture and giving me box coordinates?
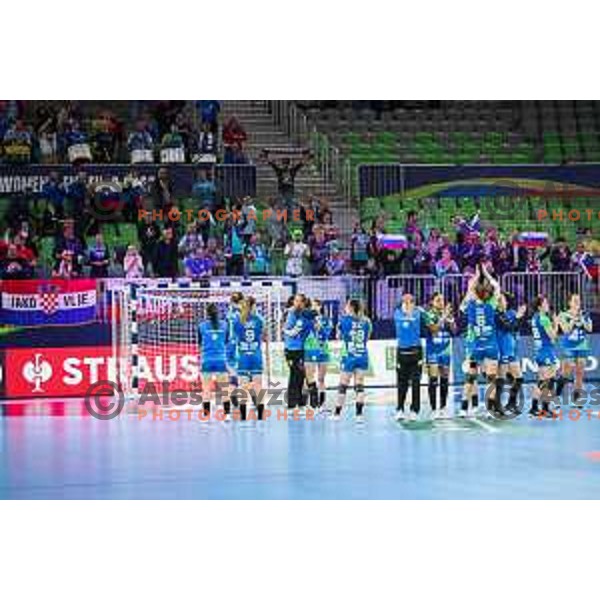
[424,293,456,420]
[495,293,527,415]
[198,303,229,418]
[530,295,561,418]
[226,292,244,411]
[283,293,310,410]
[394,293,426,421]
[459,264,501,418]
[234,295,268,420]
[335,299,372,421]
[556,294,593,408]
[304,298,333,411]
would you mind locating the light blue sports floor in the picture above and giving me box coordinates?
[2,391,600,499]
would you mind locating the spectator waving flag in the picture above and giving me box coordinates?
[514,232,549,248]
[378,233,409,251]
[0,279,97,327]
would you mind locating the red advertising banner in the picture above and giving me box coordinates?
[3,345,201,399]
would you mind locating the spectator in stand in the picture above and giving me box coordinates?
[245,232,270,276]
[53,250,76,278]
[197,101,221,134]
[154,101,186,138]
[434,247,460,278]
[571,241,594,278]
[325,241,346,276]
[264,150,311,212]
[426,228,444,260]
[151,167,175,213]
[93,112,118,163]
[66,171,89,221]
[309,225,329,275]
[155,226,179,278]
[123,245,144,279]
[13,232,36,271]
[404,210,423,241]
[184,246,216,280]
[1,243,34,279]
[284,230,309,277]
[161,123,186,158]
[493,245,513,277]
[137,212,161,275]
[483,227,501,261]
[404,230,432,275]
[319,209,339,243]
[127,120,155,159]
[239,196,258,244]
[178,222,204,260]
[206,237,225,275]
[222,115,247,163]
[62,120,89,164]
[192,168,217,212]
[42,171,67,221]
[53,220,85,276]
[192,169,218,242]
[88,232,110,278]
[542,236,572,271]
[195,121,217,159]
[3,119,33,163]
[224,216,245,276]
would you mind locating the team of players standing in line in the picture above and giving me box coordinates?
[197,265,593,421]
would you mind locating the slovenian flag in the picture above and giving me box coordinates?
[379,233,409,250]
[514,232,549,248]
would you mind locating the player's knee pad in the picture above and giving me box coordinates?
[338,383,349,396]
[486,373,497,384]
[466,373,477,385]
[514,377,524,389]
[506,372,515,384]
[355,383,365,394]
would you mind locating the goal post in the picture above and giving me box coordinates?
[111,279,294,401]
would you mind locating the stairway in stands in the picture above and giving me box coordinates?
[221,101,356,241]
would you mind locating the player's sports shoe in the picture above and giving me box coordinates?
[355,414,365,424]
[437,408,449,420]
[331,413,341,422]
[224,413,232,422]
[528,406,541,418]
[395,410,406,421]
[408,411,418,422]
[458,408,468,418]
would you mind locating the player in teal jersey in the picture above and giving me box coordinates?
[424,293,456,419]
[335,299,372,421]
[557,294,593,408]
[530,295,561,418]
[234,295,268,421]
[304,299,333,411]
[459,264,501,417]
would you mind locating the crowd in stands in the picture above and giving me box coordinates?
[356,209,598,282]
[0,164,348,280]
[0,100,249,166]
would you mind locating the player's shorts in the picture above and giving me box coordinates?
[562,347,590,361]
[202,358,228,374]
[226,344,238,370]
[305,349,331,364]
[237,355,263,378]
[425,344,450,367]
[499,353,518,366]
[341,354,368,374]
[535,348,559,369]
[468,343,498,364]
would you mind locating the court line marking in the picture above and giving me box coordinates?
[471,418,499,433]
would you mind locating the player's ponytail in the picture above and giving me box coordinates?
[241,296,256,324]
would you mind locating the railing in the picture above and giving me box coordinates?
[266,101,310,146]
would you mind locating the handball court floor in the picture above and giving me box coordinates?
[2,388,600,500]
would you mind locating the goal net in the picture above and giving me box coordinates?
[111,281,291,401]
